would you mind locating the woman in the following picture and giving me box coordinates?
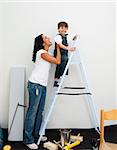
[23,34,61,149]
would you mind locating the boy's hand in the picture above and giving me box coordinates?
[67,46,76,51]
[72,33,80,40]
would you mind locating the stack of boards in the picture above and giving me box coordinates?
[8,67,25,141]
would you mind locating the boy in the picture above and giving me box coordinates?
[54,21,79,87]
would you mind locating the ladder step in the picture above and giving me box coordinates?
[57,92,92,95]
[63,87,85,89]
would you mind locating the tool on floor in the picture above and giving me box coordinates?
[3,145,11,150]
[64,140,81,150]
[53,139,81,150]
[53,140,63,149]
[70,133,83,142]
[52,130,83,150]
[37,39,100,145]
[43,141,58,150]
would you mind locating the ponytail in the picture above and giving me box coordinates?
[32,34,44,62]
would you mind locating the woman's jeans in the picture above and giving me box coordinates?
[23,81,46,144]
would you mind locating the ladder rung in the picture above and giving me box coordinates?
[63,87,86,89]
[57,92,92,95]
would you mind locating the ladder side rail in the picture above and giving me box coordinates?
[76,50,100,130]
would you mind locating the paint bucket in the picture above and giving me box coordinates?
[59,129,71,148]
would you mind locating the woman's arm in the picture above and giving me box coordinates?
[41,45,61,64]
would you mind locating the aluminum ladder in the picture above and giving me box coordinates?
[37,49,100,145]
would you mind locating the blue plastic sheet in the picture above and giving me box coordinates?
[0,127,3,149]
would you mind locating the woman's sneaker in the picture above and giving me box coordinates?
[26,143,38,149]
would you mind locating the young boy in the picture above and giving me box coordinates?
[54,21,79,87]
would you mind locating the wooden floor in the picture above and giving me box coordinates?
[2,125,117,150]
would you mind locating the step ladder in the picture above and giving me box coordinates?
[37,48,100,145]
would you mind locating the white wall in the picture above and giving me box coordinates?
[0,3,4,125]
[116,2,117,107]
[0,1,116,128]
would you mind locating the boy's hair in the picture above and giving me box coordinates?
[58,21,68,29]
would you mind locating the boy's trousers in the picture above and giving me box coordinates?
[55,54,68,79]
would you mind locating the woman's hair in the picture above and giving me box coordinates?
[32,34,44,62]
